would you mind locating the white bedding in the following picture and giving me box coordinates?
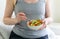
[0,20,14,39]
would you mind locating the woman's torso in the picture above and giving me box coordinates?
[13,0,48,38]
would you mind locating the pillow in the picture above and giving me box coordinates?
[0,32,5,39]
[0,20,14,39]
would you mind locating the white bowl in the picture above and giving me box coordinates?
[27,22,43,30]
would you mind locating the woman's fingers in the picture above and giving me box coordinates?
[16,12,27,23]
[20,16,27,20]
[17,12,27,20]
[38,20,46,30]
[42,22,46,28]
[18,12,26,16]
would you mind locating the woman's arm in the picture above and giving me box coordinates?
[45,0,53,24]
[3,0,27,25]
[39,0,53,30]
[3,0,18,25]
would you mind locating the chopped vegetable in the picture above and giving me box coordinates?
[28,19,43,26]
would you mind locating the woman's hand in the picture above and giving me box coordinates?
[38,19,48,30]
[16,12,27,23]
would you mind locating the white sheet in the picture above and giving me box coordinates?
[0,20,14,39]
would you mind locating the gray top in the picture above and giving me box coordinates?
[13,0,48,38]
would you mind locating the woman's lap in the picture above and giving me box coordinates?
[9,31,48,39]
[9,31,24,39]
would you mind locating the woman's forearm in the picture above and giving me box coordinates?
[45,17,53,25]
[3,18,18,25]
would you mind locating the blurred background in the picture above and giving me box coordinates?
[0,0,60,39]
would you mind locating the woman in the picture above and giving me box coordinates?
[3,0,53,39]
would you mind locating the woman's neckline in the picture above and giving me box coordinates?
[23,0,40,4]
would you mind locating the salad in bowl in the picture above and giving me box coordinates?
[27,19,43,30]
